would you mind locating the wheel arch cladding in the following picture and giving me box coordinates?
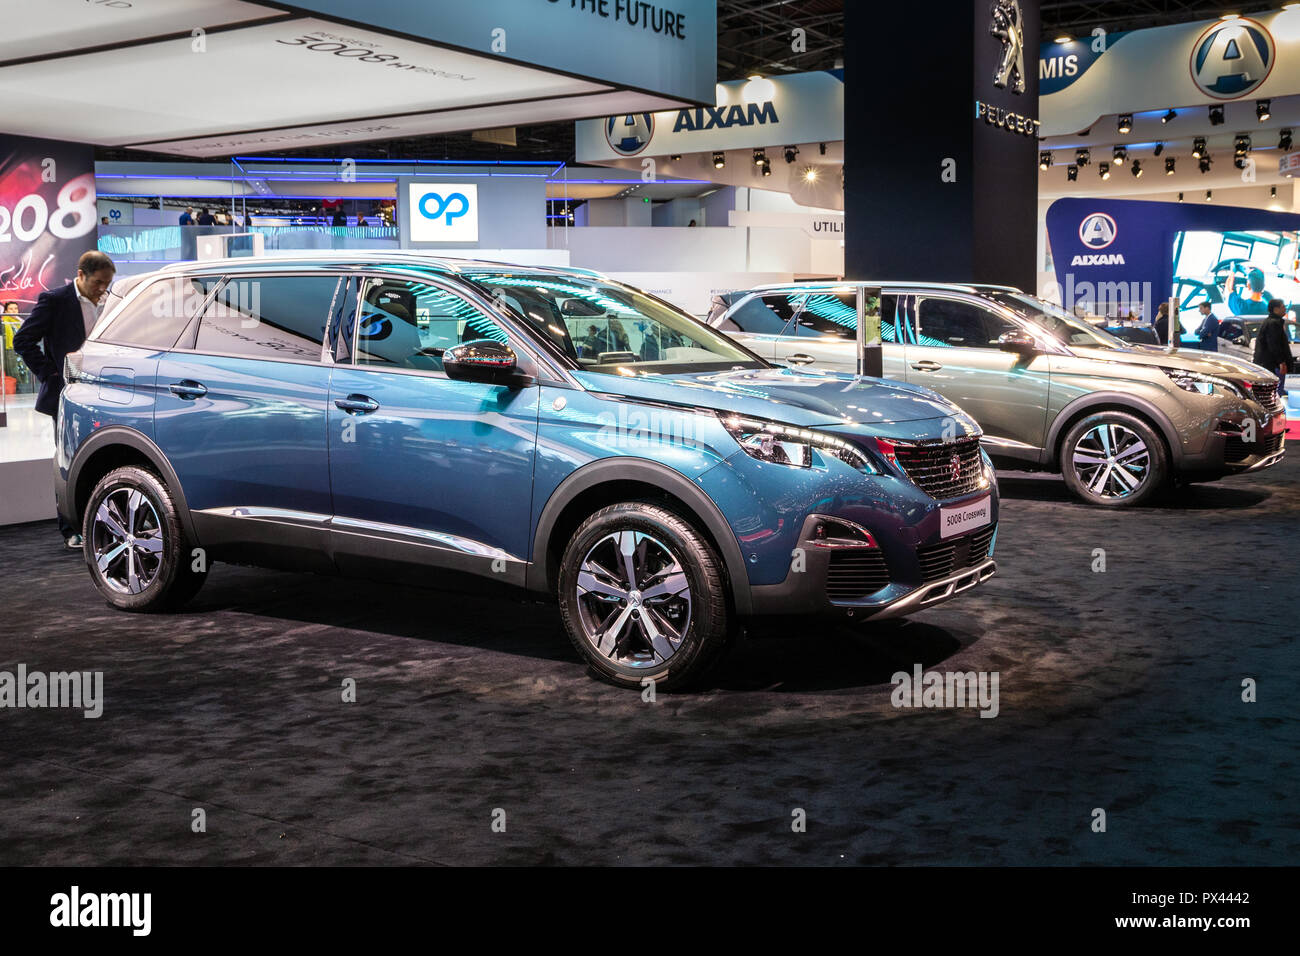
[529,457,752,615]
[1048,394,1180,469]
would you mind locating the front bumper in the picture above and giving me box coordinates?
[1180,401,1286,475]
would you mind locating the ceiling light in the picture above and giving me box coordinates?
[1161,109,1177,124]
[1206,190,1213,201]
[1192,136,1207,158]
[1099,161,1111,180]
[1280,129,1293,151]
[1178,192,1184,201]
[1256,99,1271,122]
[753,148,767,167]
[1067,164,1079,182]
[1131,159,1144,177]
[1209,105,1225,125]
[1118,114,1133,134]
[712,151,725,169]
[1165,157,1176,174]
[1199,155,1213,173]
[1154,142,1165,156]
[760,159,772,177]
[802,167,819,183]
[783,146,798,164]
[1113,146,1127,162]
[1076,148,1090,167]
[743,74,776,103]
[1039,151,1052,170]
[1271,185,1278,198]
[1054,34,1073,43]
[819,143,827,155]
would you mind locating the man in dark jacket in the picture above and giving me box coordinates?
[1194,301,1220,352]
[12,250,116,547]
[1253,299,1294,396]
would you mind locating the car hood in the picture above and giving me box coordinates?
[572,366,966,427]
[1067,344,1274,381]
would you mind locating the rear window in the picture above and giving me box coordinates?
[98,276,218,350]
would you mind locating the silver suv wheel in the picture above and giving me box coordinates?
[1071,423,1150,499]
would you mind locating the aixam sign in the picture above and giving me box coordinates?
[1189,17,1275,99]
[408,183,478,243]
[1072,212,1125,265]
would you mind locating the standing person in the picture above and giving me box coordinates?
[12,251,116,549]
[2,301,22,381]
[179,207,194,226]
[1153,301,1171,345]
[1194,301,1220,352]
[197,208,216,226]
[1254,299,1294,396]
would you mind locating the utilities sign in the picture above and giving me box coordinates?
[408,183,478,243]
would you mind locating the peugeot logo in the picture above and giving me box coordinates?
[605,113,655,156]
[1190,17,1274,99]
[950,454,963,482]
[417,191,470,225]
[1079,212,1118,250]
[990,0,1026,94]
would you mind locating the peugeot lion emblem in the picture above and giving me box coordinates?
[990,0,1026,94]
[950,453,963,482]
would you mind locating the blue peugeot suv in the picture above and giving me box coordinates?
[56,255,999,689]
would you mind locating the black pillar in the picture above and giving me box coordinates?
[845,0,1040,290]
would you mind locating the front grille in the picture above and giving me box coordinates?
[893,437,984,500]
[1250,382,1280,410]
[916,523,997,583]
[1224,432,1284,464]
[825,550,891,602]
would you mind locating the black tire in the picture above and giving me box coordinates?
[1060,411,1168,507]
[82,465,208,611]
[557,502,733,691]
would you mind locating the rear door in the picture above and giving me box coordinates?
[712,292,801,361]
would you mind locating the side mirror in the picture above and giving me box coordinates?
[997,330,1039,355]
[442,339,531,387]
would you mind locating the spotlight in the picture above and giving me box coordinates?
[1209,105,1225,125]
[1271,185,1278,198]
[760,159,772,177]
[802,167,819,183]
[1113,146,1127,162]
[1199,155,1213,173]
[1076,148,1090,167]
[1280,129,1293,151]
[1118,114,1133,134]
[1039,151,1052,170]
[753,148,766,167]
[1067,164,1079,182]
[1165,157,1176,174]
[1099,161,1111,180]
[1161,109,1177,124]
[1178,192,1184,202]
[783,146,798,164]
[1192,137,1207,159]
[1131,159,1144,178]
[1054,33,1073,43]
[669,154,682,161]
[819,142,827,155]
[1154,142,1165,156]
[712,151,725,169]
[1257,99,1271,122]
[1234,134,1251,154]
[1205,190,1213,201]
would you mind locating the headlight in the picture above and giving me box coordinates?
[718,413,878,473]
[1159,367,1246,398]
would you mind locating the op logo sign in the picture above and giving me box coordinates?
[408,182,478,243]
[606,114,655,156]
[1079,213,1117,249]
[1190,17,1275,99]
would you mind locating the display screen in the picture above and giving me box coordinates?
[1171,229,1300,347]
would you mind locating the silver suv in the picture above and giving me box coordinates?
[708,282,1286,506]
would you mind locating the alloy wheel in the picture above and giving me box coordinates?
[574,530,693,668]
[1071,423,1151,499]
[91,488,164,594]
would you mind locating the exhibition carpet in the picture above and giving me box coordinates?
[0,459,1297,865]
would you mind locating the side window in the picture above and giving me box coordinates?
[880,294,899,343]
[354,278,508,372]
[194,274,341,362]
[99,277,216,350]
[793,291,857,339]
[916,297,1017,349]
[725,294,797,335]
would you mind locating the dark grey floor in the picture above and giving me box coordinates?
[1,460,1297,866]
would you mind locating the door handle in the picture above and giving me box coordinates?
[168,380,207,399]
[335,394,380,414]
[910,360,943,372]
[786,353,816,366]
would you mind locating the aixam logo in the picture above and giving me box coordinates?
[990,0,1026,94]
[1079,212,1117,249]
[606,114,655,156]
[1190,17,1275,99]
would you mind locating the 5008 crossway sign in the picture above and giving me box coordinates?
[409,183,478,243]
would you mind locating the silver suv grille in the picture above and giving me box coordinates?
[1251,382,1281,410]
[893,437,984,501]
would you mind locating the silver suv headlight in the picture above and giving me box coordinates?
[718,413,878,473]
[1159,367,1246,399]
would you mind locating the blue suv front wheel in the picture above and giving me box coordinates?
[557,502,736,690]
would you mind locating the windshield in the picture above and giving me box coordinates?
[461,271,765,374]
[984,292,1129,349]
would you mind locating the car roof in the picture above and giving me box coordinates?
[735,281,1025,295]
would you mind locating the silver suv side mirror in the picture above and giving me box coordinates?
[997,330,1038,355]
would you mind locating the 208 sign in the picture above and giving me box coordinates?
[0,173,97,243]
